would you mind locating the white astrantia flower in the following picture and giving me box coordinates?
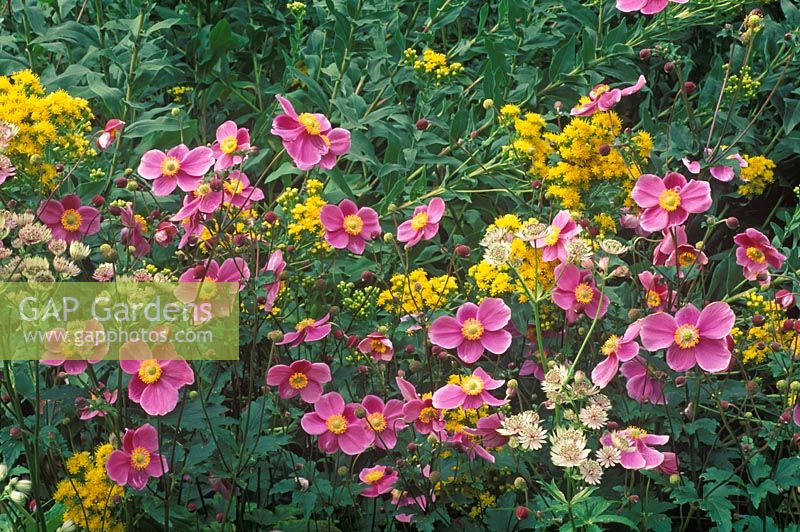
[483,241,512,266]
[579,403,608,430]
[579,460,604,485]
[596,445,621,468]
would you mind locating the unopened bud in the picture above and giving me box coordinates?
[639,48,651,60]
[684,81,696,94]
[416,118,430,131]
[725,217,739,229]
[515,506,530,520]
[482,99,494,110]
[513,477,527,490]
[664,61,675,73]
[597,144,611,156]
[455,244,471,257]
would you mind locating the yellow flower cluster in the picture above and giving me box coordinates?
[168,85,193,103]
[0,70,92,161]
[405,48,463,81]
[505,112,551,177]
[54,444,124,532]
[278,179,331,254]
[736,292,797,363]
[377,269,457,315]
[738,154,775,197]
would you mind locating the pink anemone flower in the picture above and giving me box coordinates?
[640,302,734,373]
[658,452,680,475]
[359,465,399,497]
[464,412,508,449]
[176,258,250,318]
[138,144,214,196]
[261,249,286,313]
[300,392,373,455]
[571,75,646,116]
[41,319,108,374]
[97,119,125,150]
[271,95,351,170]
[171,183,223,220]
[222,170,263,207]
[638,271,669,311]
[396,377,445,436]
[653,226,687,266]
[212,120,251,170]
[601,427,669,470]
[682,149,747,182]
[397,198,445,248]
[428,298,512,364]
[119,341,195,416]
[277,314,331,347]
[446,432,496,463]
[120,205,151,257]
[591,321,641,388]
[734,228,786,281]
[320,199,381,255]
[38,194,101,243]
[431,367,507,410]
[266,359,331,403]
[106,423,168,490]
[357,332,394,362]
[631,172,712,232]
[362,395,406,450]
[551,263,609,324]
[533,210,581,262]
[616,0,687,15]
[620,356,667,404]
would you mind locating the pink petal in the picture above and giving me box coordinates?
[476,298,511,331]
[480,329,512,355]
[591,355,619,388]
[666,345,697,372]
[315,392,344,419]
[432,384,465,409]
[679,180,712,214]
[457,340,485,363]
[105,451,131,486]
[429,316,464,349]
[696,302,734,339]
[640,313,677,351]
[138,150,166,179]
[694,337,731,373]
[319,205,344,231]
[631,174,666,208]
[139,381,180,416]
[639,207,669,232]
[300,412,329,435]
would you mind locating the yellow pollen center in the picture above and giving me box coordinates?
[138,359,162,384]
[418,407,439,424]
[674,324,700,349]
[461,318,484,341]
[134,214,148,232]
[678,251,696,267]
[746,246,765,263]
[130,447,151,470]
[342,214,364,236]
[160,156,181,177]
[326,414,348,435]
[574,283,594,304]
[60,209,82,232]
[627,426,647,439]
[601,335,620,357]
[592,84,611,97]
[411,212,429,231]
[461,376,485,396]
[295,318,316,331]
[220,136,238,154]
[543,226,561,246]
[646,290,661,308]
[224,179,244,196]
[367,412,387,432]
[288,372,308,389]
[196,183,212,197]
[363,470,385,484]
[658,189,681,212]
[370,339,387,353]
[298,113,322,135]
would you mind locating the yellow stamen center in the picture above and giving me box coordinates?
[134,214,148,232]
[288,372,308,390]
[60,209,82,232]
[411,212,429,231]
[343,214,364,236]
[678,251,697,267]
[130,447,151,470]
[646,290,661,308]
[574,283,594,305]
[364,470,385,484]
[627,426,648,439]
[295,318,316,331]
[418,407,439,424]
[160,156,181,177]
[658,189,681,212]
[746,246,765,263]
[367,412,387,432]
[326,414,348,435]
[220,136,238,154]
[224,179,244,196]
[543,226,561,247]
[298,113,322,135]
[674,324,700,349]
[138,359,162,384]
[461,318,484,341]
[370,339,388,353]
[195,183,212,197]
[601,335,620,357]
[461,375,485,396]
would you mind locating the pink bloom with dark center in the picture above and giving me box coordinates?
[277,314,331,347]
[428,298,512,363]
[464,413,508,449]
[41,319,107,375]
[266,359,331,403]
[362,395,405,450]
[600,427,669,470]
[120,205,151,257]
[551,263,609,324]
[631,172,712,232]
[261,249,286,313]
[320,199,381,255]
[734,228,786,281]
[271,95,351,170]
[616,0,687,15]
[138,144,214,196]
[119,341,195,416]
[106,423,168,490]
[396,377,445,436]
[620,356,668,404]
[358,332,394,362]
[533,210,581,262]
[432,367,507,410]
[300,392,373,455]
[667,243,708,275]
[640,302,734,373]
[571,76,646,116]
[212,120,251,170]
[359,465,398,497]
[397,198,445,248]
[638,271,669,311]
[97,119,125,150]
[591,321,641,388]
[38,194,101,243]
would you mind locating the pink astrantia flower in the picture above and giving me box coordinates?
[601,427,669,470]
[212,120,251,171]
[138,144,214,196]
[734,228,787,281]
[571,75,646,116]
[551,263,609,324]
[682,148,747,182]
[358,332,394,362]
[432,367,507,410]
[362,395,405,450]
[300,392,373,455]
[271,95,351,170]
[533,210,582,262]
[397,198,445,248]
[359,465,398,497]
[591,321,641,388]
[638,271,669,311]
[106,423,168,490]
[120,205,151,258]
[631,172,712,232]
[277,314,332,347]
[119,341,195,416]
[465,413,508,449]
[620,356,668,404]
[320,199,380,255]
[266,359,331,403]
[38,194,101,243]
[428,298,512,364]
[261,249,286,313]
[41,319,107,375]
[616,0,687,15]
[97,119,125,150]
[640,302,734,373]
[396,377,445,436]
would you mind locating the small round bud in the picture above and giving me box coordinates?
[407,442,417,453]
[266,330,284,342]
[455,244,471,257]
[639,48,651,60]
[664,61,675,73]
[357,365,368,374]
[515,506,530,520]
[507,379,518,389]
[725,217,739,229]
[55,162,65,172]
[513,477,527,490]
[337,466,349,477]
[756,271,768,283]
[9,427,20,437]
[675,375,687,387]
[783,319,795,332]
[171,107,182,117]
[189,390,199,400]
[383,232,394,242]
[752,314,765,326]
[482,99,494,110]
[791,381,800,392]
[187,503,197,512]
[597,144,611,156]
[91,195,105,207]
[114,177,128,188]
[684,81,696,94]
[669,474,681,485]
[777,379,788,390]
[428,471,441,483]
[416,118,430,131]
[264,211,278,224]
[361,271,376,283]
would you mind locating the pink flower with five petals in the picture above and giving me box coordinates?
[620,356,668,404]
[631,172,711,232]
[138,144,214,196]
[551,263,609,324]
[571,76,647,116]
[359,465,398,497]
[397,198,445,248]
[277,314,332,347]
[428,298,512,364]
[600,427,669,470]
[734,228,786,281]
[266,359,331,403]
[320,199,381,255]
[119,342,195,416]
[591,321,641,388]
[106,423,169,490]
[432,367,507,410]
[37,194,101,243]
[533,210,581,262]
[362,395,405,450]
[212,120,251,170]
[300,392,373,455]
